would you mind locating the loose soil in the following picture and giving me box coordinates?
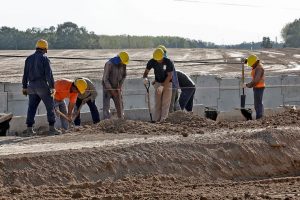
[0,110,300,199]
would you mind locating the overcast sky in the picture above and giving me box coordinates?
[0,0,299,45]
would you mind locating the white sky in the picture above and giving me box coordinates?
[0,0,299,45]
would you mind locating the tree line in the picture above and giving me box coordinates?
[0,22,216,50]
[0,20,299,50]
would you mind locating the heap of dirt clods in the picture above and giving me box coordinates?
[71,108,300,136]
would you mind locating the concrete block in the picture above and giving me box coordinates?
[216,110,247,122]
[5,83,26,101]
[124,108,151,121]
[7,100,28,116]
[264,76,283,108]
[282,75,300,105]
[218,78,240,111]
[0,83,4,92]
[192,104,205,117]
[9,114,48,135]
[0,92,7,113]
[194,75,220,107]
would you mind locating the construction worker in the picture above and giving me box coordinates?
[156,45,180,113]
[173,70,196,112]
[244,54,265,119]
[54,78,87,130]
[143,48,174,122]
[102,51,129,119]
[22,39,61,136]
[74,77,100,126]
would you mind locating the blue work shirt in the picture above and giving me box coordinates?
[22,50,55,89]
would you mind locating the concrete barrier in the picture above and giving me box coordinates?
[2,75,300,118]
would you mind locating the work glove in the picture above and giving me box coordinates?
[22,88,28,96]
[156,85,164,95]
[143,78,149,85]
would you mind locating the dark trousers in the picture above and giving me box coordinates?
[179,87,196,112]
[253,87,264,119]
[26,87,55,127]
[74,98,100,126]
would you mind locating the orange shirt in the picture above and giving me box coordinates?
[54,79,78,103]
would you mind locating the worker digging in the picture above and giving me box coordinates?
[54,78,88,130]
[102,51,129,120]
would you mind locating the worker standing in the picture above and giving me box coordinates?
[74,77,100,126]
[143,48,174,122]
[22,39,60,136]
[174,70,196,112]
[54,78,87,130]
[156,45,180,113]
[244,54,265,119]
[102,52,129,119]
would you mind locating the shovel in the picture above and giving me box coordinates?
[144,80,155,123]
[240,59,252,120]
[55,109,75,128]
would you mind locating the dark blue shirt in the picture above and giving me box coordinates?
[146,57,174,83]
[22,50,55,89]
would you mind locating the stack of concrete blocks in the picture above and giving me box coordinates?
[1,74,300,133]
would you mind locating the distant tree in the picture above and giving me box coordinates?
[261,37,273,48]
[0,22,218,50]
[281,18,300,48]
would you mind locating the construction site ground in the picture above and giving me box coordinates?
[0,110,300,199]
[0,48,300,199]
[0,48,299,83]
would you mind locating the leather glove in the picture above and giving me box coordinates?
[156,86,164,95]
[22,88,28,96]
[143,78,149,85]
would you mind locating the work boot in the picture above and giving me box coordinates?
[48,126,61,136]
[22,127,36,137]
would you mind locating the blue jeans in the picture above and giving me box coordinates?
[74,98,100,126]
[54,100,69,130]
[179,87,195,112]
[26,86,55,127]
[253,87,264,119]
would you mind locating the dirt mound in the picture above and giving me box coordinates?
[0,127,300,199]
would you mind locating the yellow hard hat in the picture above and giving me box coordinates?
[36,39,48,50]
[74,79,88,94]
[153,48,164,61]
[157,45,167,53]
[247,54,258,67]
[118,51,129,65]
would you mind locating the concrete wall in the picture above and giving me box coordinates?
[2,75,300,117]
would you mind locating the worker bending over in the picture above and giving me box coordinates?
[22,39,60,136]
[171,70,196,112]
[102,52,129,119]
[74,77,100,126]
[143,48,174,122]
[54,78,87,130]
[244,54,265,119]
